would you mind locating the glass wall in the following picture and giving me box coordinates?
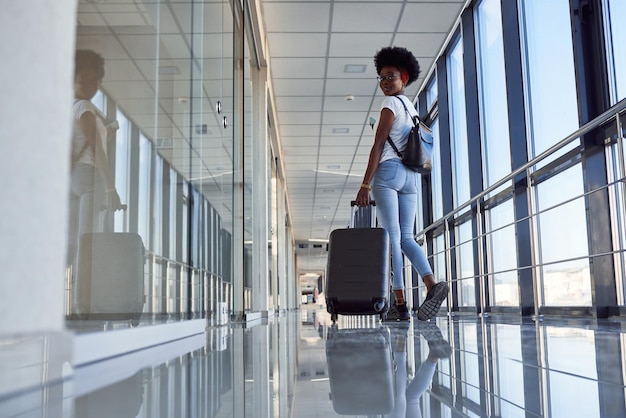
[475,0,511,191]
[415,0,625,316]
[67,0,237,329]
[520,0,579,161]
[447,36,470,207]
[486,199,519,306]
[456,220,476,308]
[535,166,591,306]
[430,117,443,222]
[605,0,626,104]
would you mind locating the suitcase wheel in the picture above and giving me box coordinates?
[373,299,386,312]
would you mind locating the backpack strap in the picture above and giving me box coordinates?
[386,96,419,157]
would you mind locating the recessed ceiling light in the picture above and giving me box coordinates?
[332,128,349,134]
[159,66,180,75]
[344,64,367,73]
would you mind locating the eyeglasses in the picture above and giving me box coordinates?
[377,73,401,82]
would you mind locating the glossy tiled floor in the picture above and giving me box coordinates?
[3,304,626,417]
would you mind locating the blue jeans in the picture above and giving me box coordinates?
[372,158,433,290]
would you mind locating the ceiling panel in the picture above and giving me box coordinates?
[331,2,403,32]
[273,79,325,97]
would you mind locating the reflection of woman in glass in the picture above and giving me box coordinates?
[67,50,122,287]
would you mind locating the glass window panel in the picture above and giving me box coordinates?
[457,220,476,307]
[487,199,519,306]
[169,168,178,259]
[536,165,591,306]
[138,134,152,249]
[605,0,626,103]
[447,37,471,206]
[431,118,444,221]
[475,0,511,190]
[610,140,626,302]
[190,187,200,267]
[433,233,447,286]
[426,76,438,110]
[520,0,580,160]
[114,110,130,232]
[152,158,163,255]
[182,180,189,264]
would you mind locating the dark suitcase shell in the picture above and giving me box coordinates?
[326,327,395,414]
[325,227,390,322]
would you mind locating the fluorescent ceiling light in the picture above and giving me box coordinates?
[344,64,366,73]
[308,238,329,243]
[332,128,349,133]
[313,169,360,177]
[159,66,180,75]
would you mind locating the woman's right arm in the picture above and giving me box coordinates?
[355,107,395,206]
[78,112,123,210]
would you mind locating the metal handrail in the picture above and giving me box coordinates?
[417,98,626,237]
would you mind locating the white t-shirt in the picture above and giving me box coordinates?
[72,99,108,166]
[376,95,418,163]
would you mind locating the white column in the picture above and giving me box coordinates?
[0,0,76,335]
[278,192,288,310]
[252,325,270,417]
[252,67,269,314]
[0,0,76,407]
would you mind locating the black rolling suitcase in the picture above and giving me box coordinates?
[73,232,145,321]
[325,202,390,322]
[326,327,395,415]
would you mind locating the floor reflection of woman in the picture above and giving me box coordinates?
[387,322,451,417]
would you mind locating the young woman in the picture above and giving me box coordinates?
[355,46,448,321]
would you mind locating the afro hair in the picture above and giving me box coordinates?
[75,49,105,79]
[374,46,420,86]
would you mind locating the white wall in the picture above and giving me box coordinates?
[0,0,77,335]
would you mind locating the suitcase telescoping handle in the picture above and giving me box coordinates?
[349,200,377,228]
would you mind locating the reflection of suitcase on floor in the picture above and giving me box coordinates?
[74,232,145,320]
[326,327,395,415]
[326,202,390,322]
